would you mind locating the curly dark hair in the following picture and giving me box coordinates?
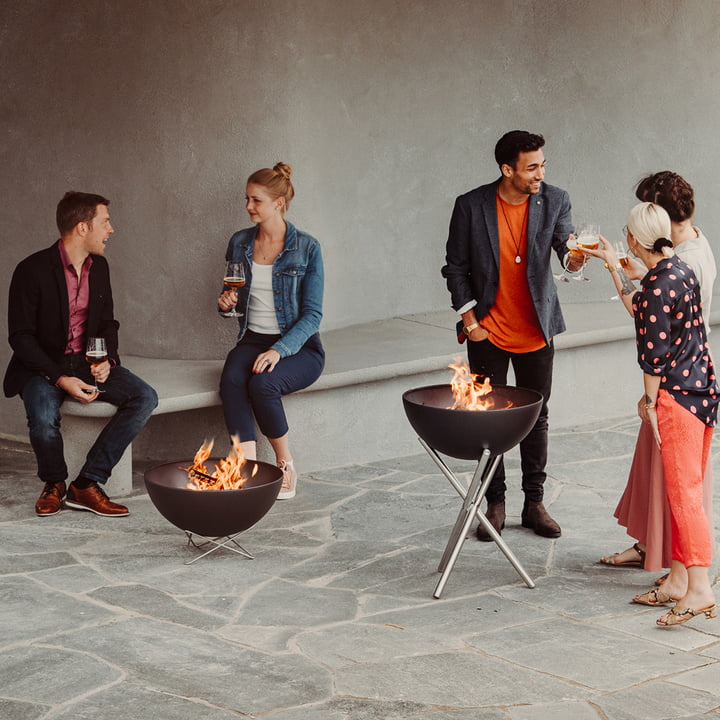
[494,131,545,169]
[635,171,694,223]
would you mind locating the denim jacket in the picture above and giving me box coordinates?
[224,221,324,357]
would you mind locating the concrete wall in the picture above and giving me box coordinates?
[3,0,720,440]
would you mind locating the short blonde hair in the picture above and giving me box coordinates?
[627,202,674,257]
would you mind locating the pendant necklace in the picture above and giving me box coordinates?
[498,193,528,264]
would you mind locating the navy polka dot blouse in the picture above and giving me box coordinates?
[633,255,719,427]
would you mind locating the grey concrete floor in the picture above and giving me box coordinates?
[1,415,719,720]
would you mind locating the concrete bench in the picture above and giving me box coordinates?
[63,302,720,498]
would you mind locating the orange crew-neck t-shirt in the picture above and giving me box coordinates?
[480,195,546,353]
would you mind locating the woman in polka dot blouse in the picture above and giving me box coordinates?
[581,201,718,627]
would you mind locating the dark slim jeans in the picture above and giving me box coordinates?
[21,353,158,486]
[467,338,554,504]
[220,331,325,441]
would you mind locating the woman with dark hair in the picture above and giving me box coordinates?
[599,172,715,584]
[583,202,717,626]
[218,162,325,499]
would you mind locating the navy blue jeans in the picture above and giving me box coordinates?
[220,331,325,441]
[467,338,554,504]
[21,353,158,486]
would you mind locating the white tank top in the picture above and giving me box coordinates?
[248,262,281,334]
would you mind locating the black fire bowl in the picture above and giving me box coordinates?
[144,459,283,537]
[402,384,543,460]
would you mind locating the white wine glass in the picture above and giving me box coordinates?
[85,337,107,393]
[221,261,246,318]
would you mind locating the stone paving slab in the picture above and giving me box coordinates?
[1,416,719,719]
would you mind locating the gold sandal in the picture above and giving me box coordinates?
[600,542,645,568]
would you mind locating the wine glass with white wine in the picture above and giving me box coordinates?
[221,261,246,318]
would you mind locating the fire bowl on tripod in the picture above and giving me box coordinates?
[144,459,282,537]
[402,384,543,460]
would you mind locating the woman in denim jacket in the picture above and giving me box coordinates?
[218,163,324,499]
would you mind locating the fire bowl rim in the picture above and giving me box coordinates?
[144,457,283,493]
[402,383,544,412]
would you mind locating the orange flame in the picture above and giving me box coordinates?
[182,435,258,490]
[448,357,504,411]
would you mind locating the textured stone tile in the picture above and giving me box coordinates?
[216,624,298,652]
[0,523,101,555]
[330,488,460,543]
[280,540,403,584]
[596,610,720,652]
[0,576,121,646]
[366,595,551,635]
[699,641,720,660]
[30,564,108,593]
[497,575,651,622]
[335,650,589,706]
[296,621,461,668]
[48,682,248,719]
[467,618,707,692]
[671,661,720,695]
[89,584,227,630]
[593,681,719,720]
[0,551,77,575]
[509,701,602,720]
[59,616,332,715]
[0,646,122,703]
[233,578,358,626]
[0,698,48,720]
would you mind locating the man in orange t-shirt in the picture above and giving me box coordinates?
[442,131,582,540]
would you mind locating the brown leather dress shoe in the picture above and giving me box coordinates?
[475,501,506,542]
[66,481,129,516]
[35,481,67,516]
[521,500,561,538]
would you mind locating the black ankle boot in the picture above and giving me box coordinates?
[476,501,506,542]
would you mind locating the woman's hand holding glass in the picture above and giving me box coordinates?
[576,234,617,266]
[220,261,246,318]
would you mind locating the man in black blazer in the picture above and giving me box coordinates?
[442,131,582,541]
[4,192,157,516]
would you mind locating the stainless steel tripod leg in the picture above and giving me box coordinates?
[429,448,536,598]
[437,450,497,573]
[434,451,499,598]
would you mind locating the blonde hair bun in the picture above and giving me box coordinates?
[273,162,292,180]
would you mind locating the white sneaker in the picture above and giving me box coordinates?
[277,459,297,499]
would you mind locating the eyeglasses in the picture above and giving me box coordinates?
[622,225,631,238]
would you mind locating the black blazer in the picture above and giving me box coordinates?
[442,179,574,344]
[4,242,120,397]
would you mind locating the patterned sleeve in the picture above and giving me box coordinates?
[636,274,674,376]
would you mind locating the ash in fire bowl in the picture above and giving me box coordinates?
[402,384,543,460]
[144,459,282,538]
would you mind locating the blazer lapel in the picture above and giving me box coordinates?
[481,182,501,269]
[526,191,542,267]
[50,246,70,333]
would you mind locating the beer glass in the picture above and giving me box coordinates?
[554,234,583,283]
[85,337,107,393]
[572,223,600,282]
[610,240,629,300]
[221,261,246,318]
